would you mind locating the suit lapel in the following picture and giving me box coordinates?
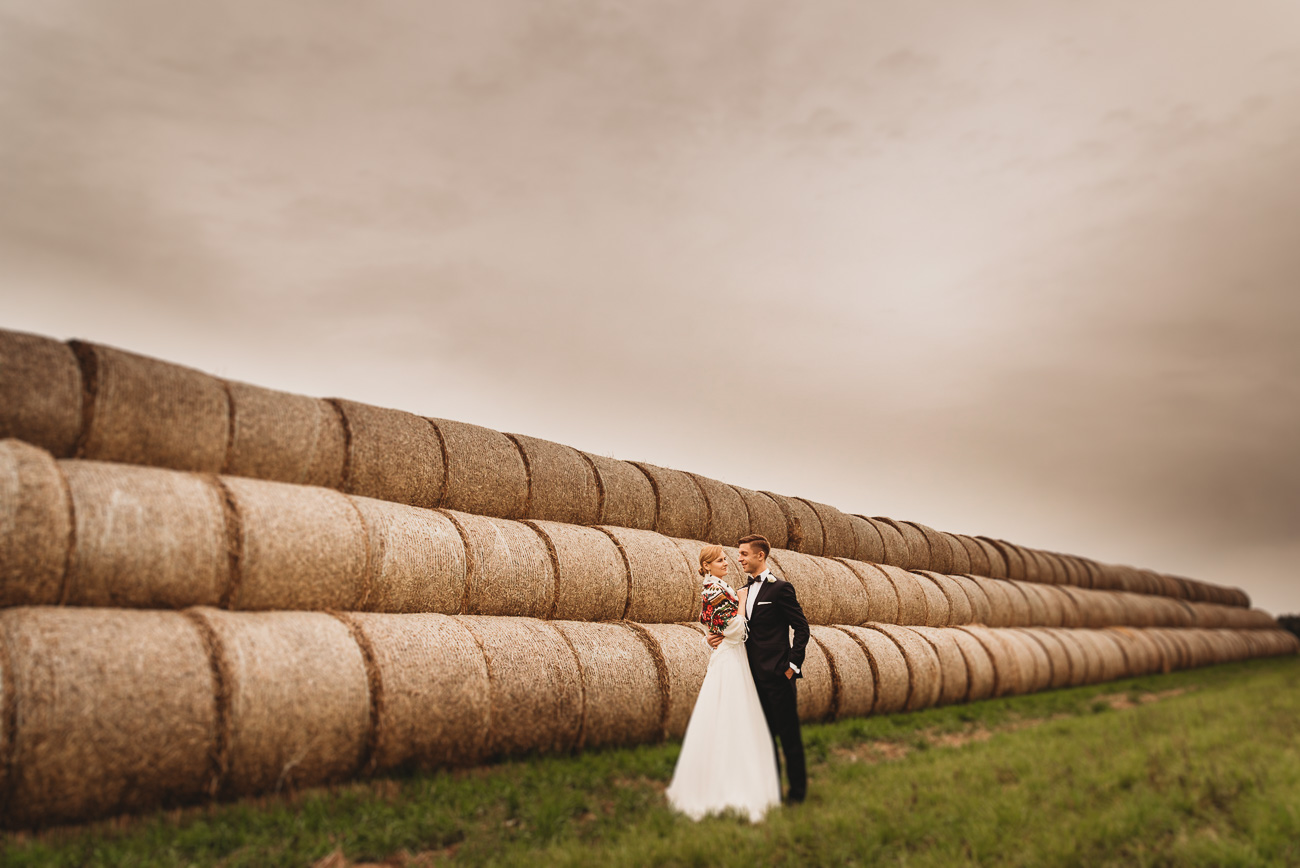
[750,577,775,617]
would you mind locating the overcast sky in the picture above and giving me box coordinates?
[2,1,1297,615]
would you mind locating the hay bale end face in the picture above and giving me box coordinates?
[432,419,528,520]
[796,634,834,723]
[864,624,942,711]
[908,524,951,574]
[766,550,836,626]
[955,626,1022,698]
[730,486,788,549]
[633,463,709,542]
[528,520,627,621]
[910,572,952,627]
[956,535,990,577]
[552,621,664,749]
[943,533,972,575]
[910,626,970,705]
[809,625,875,719]
[766,493,824,556]
[836,560,900,625]
[846,515,885,564]
[352,497,467,615]
[509,435,600,527]
[965,576,1014,627]
[864,517,910,569]
[835,624,910,714]
[224,382,345,488]
[72,342,229,473]
[917,572,973,625]
[0,607,219,829]
[689,474,750,548]
[874,564,930,626]
[948,574,993,626]
[813,557,873,626]
[974,538,1009,579]
[885,519,930,571]
[446,512,554,619]
[583,453,656,531]
[800,499,856,560]
[0,441,71,607]
[0,330,83,457]
[334,400,444,509]
[599,526,698,623]
[635,623,710,739]
[946,627,996,701]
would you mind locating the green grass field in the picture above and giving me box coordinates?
[4,655,1298,867]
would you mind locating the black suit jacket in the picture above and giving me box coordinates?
[743,578,810,681]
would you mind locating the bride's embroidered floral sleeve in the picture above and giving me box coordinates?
[699,580,739,636]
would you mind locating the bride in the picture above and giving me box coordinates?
[665,545,781,822]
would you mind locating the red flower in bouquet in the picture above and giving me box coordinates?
[700,580,739,636]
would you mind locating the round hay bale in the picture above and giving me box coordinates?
[582,453,655,530]
[1088,630,1130,680]
[1000,630,1051,692]
[799,499,856,560]
[864,624,942,711]
[973,537,1008,579]
[507,435,600,527]
[634,623,709,739]
[1013,629,1070,689]
[948,574,993,625]
[955,626,1023,697]
[222,477,366,611]
[346,612,489,771]
[352,497,466,615]
[1073,558,1103,589]
[444,512,554,619]
[71,342,228,472]
[955,535,989,577]
[688,474,750,547]
[1040,629,1089,686]
[1023,581,1065,627]
[1104,627,1155,676]
[190,608,371,797]
[835,559,900,625]
[730,486,788,549]
[992,578,1033,626]
[551,621,664,749]
[905,523,948,574]
[1008,581,1050,626]
[910,626,970,706]
[224,382,345,488]
[908,572,951,627]
[1149,629,1189,670]
[633,463,708,542]
[835,624,910,714]
[766,550,836,625]
[846,514,885,564]
[947,627,996,701]
[1057,586,1099,628]
[810,556,873,626]
[1040,585,1082,628]
[965,576,1014,627]
[981,538,1025,581]
[527,520,626,621]
[942,533,971,575]
[1014,546,1045,584]
[916,572,973,625]
[62,461,228,610]
[766,493,824,555]
[874,564,930,626]
[432,419,528,520]
[0,607,218,828]
[862,516,910,568]
[599,526,697,623]
[797,634,835,723]
[333,400,444,509]
[809,625,875,719]
[0,330,82,457]
[1034,551,1066,585]
[668,536,716,617]
[451,617,583,758]
[0,441,70,607]
[896,521,940,572]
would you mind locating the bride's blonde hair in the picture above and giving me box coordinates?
[698,544,724,577]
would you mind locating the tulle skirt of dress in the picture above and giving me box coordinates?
[665,615,781,822]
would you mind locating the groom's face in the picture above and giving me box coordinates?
[738,543,766,575]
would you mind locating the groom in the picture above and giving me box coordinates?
[707,533,810,803]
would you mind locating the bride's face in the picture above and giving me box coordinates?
[706,553,729,578]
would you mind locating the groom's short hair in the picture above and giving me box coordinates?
[737,534,771,557]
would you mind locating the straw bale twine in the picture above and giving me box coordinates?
[220,477,366,611]
[955,535,990,577]
[583,453,656,530]
[809,625,875,719]
[874,564,929,626]
[1007,581,1049,626]
[947,627,996,701]
[942,533,971,575]
[0,331,82,457]
[347,613,489,771]
[224,382,345,488]
[509,435,600,526]
[446,512,554,619]
[432,419,528,520]
[909,572,951,627]
[527,521,626,621]
[835,625,910,713]
[633,623,710,738]
[766,550,835,625]
[71,342,229,472]
[966,576,1014,627]
[61,461,228,610]
[910,626,970,705]
[973,537,1008,579]
[809,556,873,626]
[0,607,218,828]
[551,621,664,749]
[955,626,1022,697]
[864,624,942,711]
[916,572,973,625]
[766,493,824,555]
[191,609,371,796]
[948,574,993,626]
[730,486,788,549]
[846,515,885,564]
[689,474,750,547]
[352,497,466,615]
[451,617,583,758]
[981,538,1025,581]
[835,560,900,625]
[1000,630,1051,692]
[1013,629,1070,689]
[0,441,70,607]
[800,499,856,560]
[633,463,708,542]
[796,635,835,723]
[333,400,443,509]
[599,526,697,623]
[863,516,910,568]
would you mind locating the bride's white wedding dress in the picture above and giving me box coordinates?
[665,586,781,822]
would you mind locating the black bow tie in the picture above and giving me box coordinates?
[746,577,761,587]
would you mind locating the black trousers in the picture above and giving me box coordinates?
[754,673,806,801]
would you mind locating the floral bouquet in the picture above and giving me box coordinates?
[699,580,739,636]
